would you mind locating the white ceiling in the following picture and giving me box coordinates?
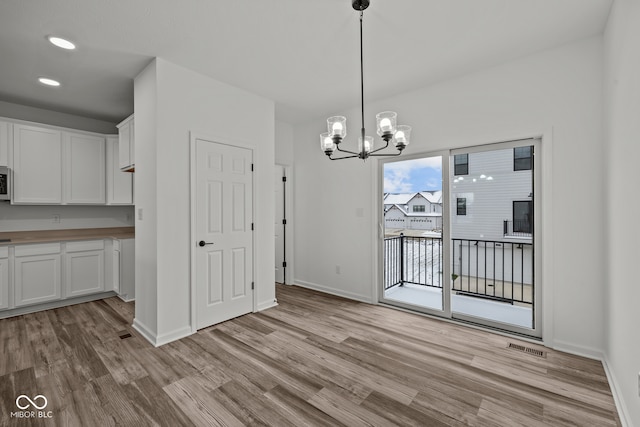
[0,0,612,125]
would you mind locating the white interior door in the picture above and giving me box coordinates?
[195,138,253,329]
[274,165,285,284]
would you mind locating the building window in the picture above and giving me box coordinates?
[413,205,425,213]
[456,198,467,215]
[514,146,533,171]
[454,154,468,175]
[513,200,532,233]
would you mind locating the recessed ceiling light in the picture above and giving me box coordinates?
[47,36,76,50]
[38,77,61,87]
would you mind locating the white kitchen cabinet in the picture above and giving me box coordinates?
[14,243,62,307]
[115,238,135,301]
[0,120,11,167]
[117,115,134,171]
[64,132,106,204]
[12,124,63,204]
[0,247,8,310]
[106,136,133,205]
[65,240,105,298]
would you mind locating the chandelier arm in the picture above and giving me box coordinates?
[335,145,360,156]
[369,140,391,155]
[329,153,361,160]
[369,151,403,157]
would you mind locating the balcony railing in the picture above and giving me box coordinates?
[384,234,442,291]
[384,235,533,305]
[503,220,532,237]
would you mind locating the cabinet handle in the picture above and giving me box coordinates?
[198,240,214,247]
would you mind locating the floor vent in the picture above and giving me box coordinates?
[508,342,545,358]
[119,332,132,339]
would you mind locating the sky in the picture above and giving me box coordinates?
[384,157,442,193]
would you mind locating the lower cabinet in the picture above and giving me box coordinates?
[14,243,62,307]
[65,240,105,298]
[0,247,8,310]
[116,238,135,301]
[1,238,132,316]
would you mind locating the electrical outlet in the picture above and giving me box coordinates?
[125,213,132,222]
[137,208,143,220]
[52,214,60,223]
[335,265,341,274]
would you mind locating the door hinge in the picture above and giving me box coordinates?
[282,219,286,225]
[282,261,287,268]
[282,176,287,182]
[251,164,254,172]
[251,223,254,231]
[251,282,254,290]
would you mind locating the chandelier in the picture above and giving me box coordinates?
[320,0,411,161]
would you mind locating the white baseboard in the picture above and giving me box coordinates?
[294,280,373,303]
[155,325,193,347]
[602,356,632,427]
[132,319,193,347]
[552,339,604,361]
[257,299,278,312]
[132,318,157,346]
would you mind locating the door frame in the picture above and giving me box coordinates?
[376,150,452,319]
[275,163,293,286]
[374,130,553,343]
[189,132,257,333]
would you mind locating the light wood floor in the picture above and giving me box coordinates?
[0,285,621,426]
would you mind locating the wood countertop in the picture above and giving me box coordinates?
[0,227,135,245]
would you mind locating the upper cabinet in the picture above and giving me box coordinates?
[117,114,135,172]
[13,124,63,204]
[12,122,108,205]
[106,136,133,205]
[0,120,11,167]
[64,132,106,204]
[7,117,133,206]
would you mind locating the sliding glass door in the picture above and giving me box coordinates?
[379,139,541,338]
[380,152,450,317]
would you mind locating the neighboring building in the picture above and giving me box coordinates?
[450,147,533,242]
[384,191,443,231]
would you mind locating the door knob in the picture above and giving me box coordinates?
[198,240,214,247]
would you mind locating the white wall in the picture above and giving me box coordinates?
[0,205,133,231]
[275,120,294,165]
[0,100,118,134]
[134,58,276,346]
[604,0,640,424]
[293,37,605,353]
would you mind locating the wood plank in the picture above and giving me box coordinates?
[0,285,622,426]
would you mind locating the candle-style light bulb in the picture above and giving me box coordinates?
[332,122,343,134]
[379,118,392,132]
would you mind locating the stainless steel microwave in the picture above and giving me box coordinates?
[0,166,11,201]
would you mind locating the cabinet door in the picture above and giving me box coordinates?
[118,118,132,170]
[65,240,105,298]
[106,136,133,204]
[14,244,62,307]
[112,248,121,293]
[0,120,11,167]
[64,132,106,204]
[118,238,135,301]
[0,248,8,310]
[13,124,62,204]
